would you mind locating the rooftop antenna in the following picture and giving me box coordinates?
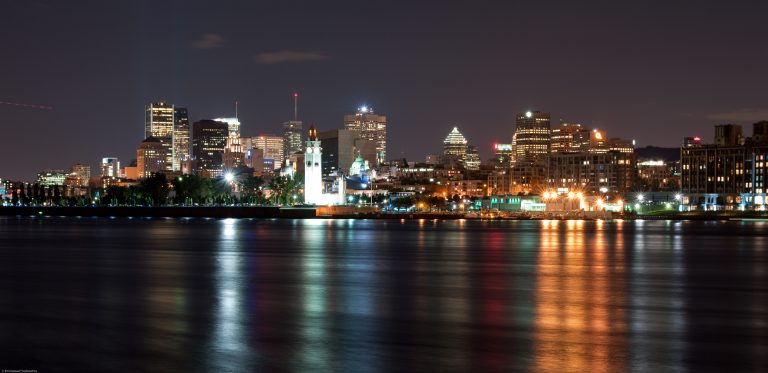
[235,101,238,119]
[293,92,299,121]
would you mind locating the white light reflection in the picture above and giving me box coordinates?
[207,218,251,371]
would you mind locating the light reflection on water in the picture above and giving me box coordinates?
[1,217,766,372]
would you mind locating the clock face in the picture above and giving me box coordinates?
[306,147,312,154]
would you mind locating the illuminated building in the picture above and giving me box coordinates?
[443,127,468,159]
[36,169,67,186]
[680,122,768,210]
[546,151,636,195]
[683,136,703,148]
[317,129,376,177]
[551,123,590,153]
[344,106,387,165]
[137,137,168,179]
[514,110,550,164]
[242,135,284,169]
[213,117,241,139]
[303,125,346,205]
[192,120,228,178]
[637,160,680,191]
[145,102,174,172]
[283,120,303,159]
[463,145,481,171]
[223,135,245,170]
[66,164,90,188]
[101,157,120,178]
[425,154,442,165]
[172,107,190,171]
[245,147,265,175]
[304,125,323,204]
[493,143,514,167]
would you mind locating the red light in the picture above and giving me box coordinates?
[293,92,299,97]
[693,136,701,141]
[494,143,498,149]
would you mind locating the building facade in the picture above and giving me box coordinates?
[304,126,323,204]
[283,120,303,159]
[344,107,387,165]
[242,135,285,170]
[546,151,636,195]
[173,107,190,171]
[137,137,168,179]
[318,129,376,177]
[145,102,174,172]
[514,110,551,163]
[192,120,228,178]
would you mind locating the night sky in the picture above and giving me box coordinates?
[2,0,767,181]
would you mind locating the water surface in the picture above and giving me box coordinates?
[0,217,766,372]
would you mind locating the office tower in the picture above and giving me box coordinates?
[192,120,229,178]
[283,92,304,159]
[213,117,241,139]
[173,107,190,171]
[493,143,514,167]
[443,127,468,158]
[245,147,265,175]
[304,125,323,204]
[514,110,551,163]
[344,106,387,165]
[137,137,168,179]
[101,157,120,178]
[317,129,377,177]
[551,123,590,153]
[242,135,284,169]
[283,121,303,159]
[145,102,174,172]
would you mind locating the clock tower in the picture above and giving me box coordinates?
[304,125,323,204]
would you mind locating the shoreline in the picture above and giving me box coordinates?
[1,206,767,221]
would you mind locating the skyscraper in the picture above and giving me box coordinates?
[173,107,190,171]
[344,106,387,165]
[192,120,228,178]
[145,102,174,172]
[317,129,376,177]
[283,121,303,159]
[443,127,468,158]
[213,117,241,139]
[283,92,303,159]
[551,123,590,153]
[242,135,284,169]
[514,110,551,163]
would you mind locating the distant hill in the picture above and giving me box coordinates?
[635,146,680,162]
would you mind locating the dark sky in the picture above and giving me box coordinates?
[2,0,767,181]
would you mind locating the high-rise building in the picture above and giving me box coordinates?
[192,120,229,178]
[546,151,636,195]
[283,121,303,159]
[551,123,590,153]
[137,137,168,179]
[145,102,175,172]
[304,125,323,204]
[213,117,241,139]
[101,157,120,178]
[443,127,468,158]
[173,107,190,171]
[317,129,377,177]
[514,110,551,163]
[242,135,284,169]
[344,106,387,165]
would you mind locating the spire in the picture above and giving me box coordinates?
[293,92,298,121]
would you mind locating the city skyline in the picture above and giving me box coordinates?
[3,1,768,180]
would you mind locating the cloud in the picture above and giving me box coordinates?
[253,50,329,64]
[192,33,225,49]
[707,108,768,123]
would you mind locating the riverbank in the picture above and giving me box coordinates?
[0,206,316,219]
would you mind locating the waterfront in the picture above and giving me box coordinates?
[1,217,766,372]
